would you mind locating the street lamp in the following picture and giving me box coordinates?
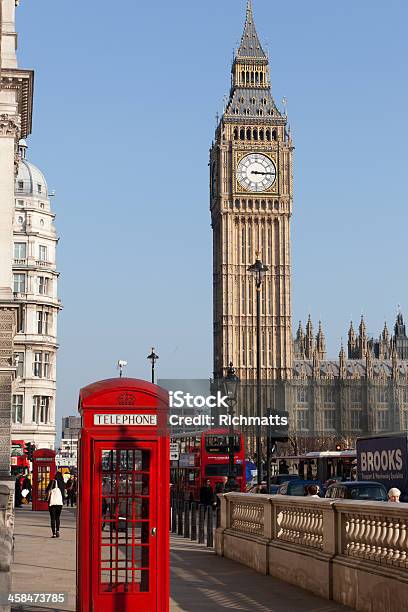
[147,348,159,384]
[248,252,269,486]
[222,362,239,487]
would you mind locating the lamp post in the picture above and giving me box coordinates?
[147,348,159,384]
[222,362,240,487]
[248,253,269,486]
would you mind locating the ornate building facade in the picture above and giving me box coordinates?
[11,140,61,449]
[291,314,408,445]
[211,2,408,447]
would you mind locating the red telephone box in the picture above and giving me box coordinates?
[32,449,56,511]
[77,378,169,612]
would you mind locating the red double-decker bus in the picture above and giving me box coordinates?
[170,428,246,501]
[11,440,30,476]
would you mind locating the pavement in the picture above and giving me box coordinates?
[11,506,354,612]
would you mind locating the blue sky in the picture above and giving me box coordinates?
[16,1,408,432]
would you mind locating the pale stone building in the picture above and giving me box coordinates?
[0,0,33,479]
[11,140,61,449]
[211,2,408,450]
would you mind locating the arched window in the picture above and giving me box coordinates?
[251,72,255,84]
[255,72,259,84]
[260,72,263,85]
[266,129,271,141]
[246,128,252,140]
[241,70,245,84]
[233,127,238,140]
[246,71,250,84]
[272,129,277,141]
[259,129,264,141]
[240,128,245,140]
[253,129,258,141]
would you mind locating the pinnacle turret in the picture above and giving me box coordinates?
[316,321,326,359]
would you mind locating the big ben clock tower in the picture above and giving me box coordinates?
[211,0,294,383]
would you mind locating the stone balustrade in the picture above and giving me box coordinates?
[216,493,408,612]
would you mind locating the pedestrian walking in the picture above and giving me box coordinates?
[306,484,320,498]
[65,475,76,507]
[46,477,64,538]
[14,475,23,508]
[388,487,401,502]
[21,472,32,503]
[199,479,214,511]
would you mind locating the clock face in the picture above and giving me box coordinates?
[237,153,276,192]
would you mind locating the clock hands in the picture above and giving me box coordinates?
[251,170,274,176]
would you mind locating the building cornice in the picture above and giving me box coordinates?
[0,68,34,138]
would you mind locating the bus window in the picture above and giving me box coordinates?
[205,464,243,477]
[205,435,241,454]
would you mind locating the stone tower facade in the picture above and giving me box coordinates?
[210,0,293,382]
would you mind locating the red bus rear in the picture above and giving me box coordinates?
[171,428,246,501]
[11,440,30,477]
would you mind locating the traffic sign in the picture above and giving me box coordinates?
[170,443,179,462]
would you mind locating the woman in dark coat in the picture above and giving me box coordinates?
[14,475,23,508]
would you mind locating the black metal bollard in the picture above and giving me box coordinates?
[183,501,190,538]
[206,507,214,547]
[171,496,177,533]
[198,504,205,544]
[190,502,197,540]
[177,497,184,536]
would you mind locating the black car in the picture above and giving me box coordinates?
[277,479,324,496]
[325,481,387,501]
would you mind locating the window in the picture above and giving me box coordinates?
[32,396,50,424]
[37,183,42,193]
[40,202,45,209]
[296,387,309,403]
[17,200,24,207]
[324,387,335,404]
[37,310,50,334]
[351,387,362,403]
[378,388,388,403]
[38,276,49,295]
[12,395,23,424]
[38,245,48,261]
[14,243,26,259]
[13,273,26,294]
[403,411,408,429]
[34,352,50,378]
[18,181,24,190]
[350,410,361,430]
[14,352,24,378]
[377,410,389,431]
[297,410,309,430]
[324,410,336,430]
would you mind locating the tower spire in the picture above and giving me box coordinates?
[237,0,266,59]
